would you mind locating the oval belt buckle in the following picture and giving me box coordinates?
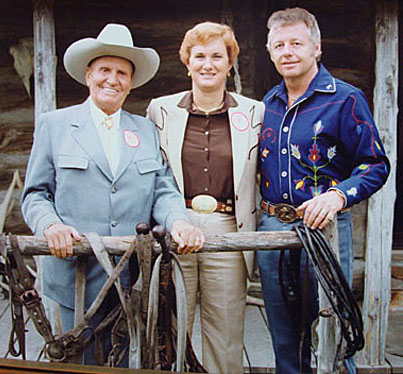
[274,203,297,223]
[191,195,218,214]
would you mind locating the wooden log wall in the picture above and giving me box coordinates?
[0,0,387,270]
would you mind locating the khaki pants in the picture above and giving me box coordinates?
[180,209,247,374]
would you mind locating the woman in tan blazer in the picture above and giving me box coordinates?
[147,22,264,374]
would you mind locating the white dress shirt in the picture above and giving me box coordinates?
[89,97,121,176]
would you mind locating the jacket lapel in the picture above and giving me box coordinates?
[70,100,114,182]
[164,98,189,193]
[114,111,139,182]
[229,99,252,192]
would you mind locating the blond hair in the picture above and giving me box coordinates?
[267,7,321,53]
[179,22,239,66]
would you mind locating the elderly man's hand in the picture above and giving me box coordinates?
[170,220,204,254]
[44,223,81,259]
[297,190,345,230]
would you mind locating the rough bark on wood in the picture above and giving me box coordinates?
[358,0,398,367]
[1,231,302,257]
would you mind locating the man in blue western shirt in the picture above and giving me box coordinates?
[257,7,389,374]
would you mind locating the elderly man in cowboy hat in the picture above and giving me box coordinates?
[22,23,204,364]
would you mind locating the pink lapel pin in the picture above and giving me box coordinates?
[231,112,250,132]
[123,129,140,148]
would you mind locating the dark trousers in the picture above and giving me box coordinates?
[257,211,356,374]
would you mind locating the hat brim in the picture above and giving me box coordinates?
[63,38,160,89]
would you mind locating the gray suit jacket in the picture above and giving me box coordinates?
[22,99,189,308]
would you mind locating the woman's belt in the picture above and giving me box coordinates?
[185,195,233,214]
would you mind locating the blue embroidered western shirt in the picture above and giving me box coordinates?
[259,64,390,208]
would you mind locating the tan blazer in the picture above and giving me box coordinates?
[147,91,265,277]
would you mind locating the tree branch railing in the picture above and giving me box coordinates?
[0,231,302,257]
[0,222,359,373]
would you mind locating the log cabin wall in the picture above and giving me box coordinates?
[0,0,383,279]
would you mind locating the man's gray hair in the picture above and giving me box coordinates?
[266,7,321,53]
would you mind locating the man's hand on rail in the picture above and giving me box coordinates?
[297,190,345,230]
[170,220,205,254]
[44,223,81,258]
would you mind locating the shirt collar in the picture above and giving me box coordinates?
[177,90,238,114]
[89,96,121,129]
[273,64,336,103]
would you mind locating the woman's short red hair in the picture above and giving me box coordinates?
[179,21,239,66]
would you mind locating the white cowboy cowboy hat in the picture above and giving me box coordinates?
[63,23,160,89]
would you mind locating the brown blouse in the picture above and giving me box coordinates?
[178,91,237,202]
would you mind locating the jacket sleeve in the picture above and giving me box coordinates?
[21,114,61,236]
[146,117,189,231]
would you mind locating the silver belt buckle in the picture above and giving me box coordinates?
[274,203,298,223]
[191,195,218,214]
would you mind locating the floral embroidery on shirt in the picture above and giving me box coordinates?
[261,147,270,161]
[260,128,274,165]
[260,127,276,144]
[291,120,339,196]
[347,187,357,196]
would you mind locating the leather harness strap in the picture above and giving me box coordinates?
[72,257,87,364]
[46,238,136,363]
[146,230,206,372]
[1,229,206,371]
[74,258,87,328]
[84,233,127,311]
[6,236,54,359]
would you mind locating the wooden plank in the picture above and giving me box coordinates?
[0,304,44,361]
[0,122,33,154]
[0,170,23,232]
[358,0,399,367]
[391,249,403,280]
[0,155,29,191]
[392,250,403,261]
[385,354,403,374]
[317,220,342,373]
[243,305,274,370]
[0,358,176,373]
[386,305,403,361]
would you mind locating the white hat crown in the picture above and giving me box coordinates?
[97,24,134,48]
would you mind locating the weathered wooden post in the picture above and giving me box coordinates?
[358,0,398,369]
[33,0,57,120]
[316,220,341,373]
[32,0,59,334]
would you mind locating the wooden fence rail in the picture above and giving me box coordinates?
[0,231,302,257]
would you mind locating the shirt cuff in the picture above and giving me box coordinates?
[36,214,61,237]
[165,210,190,232]
[328,188,347,208]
